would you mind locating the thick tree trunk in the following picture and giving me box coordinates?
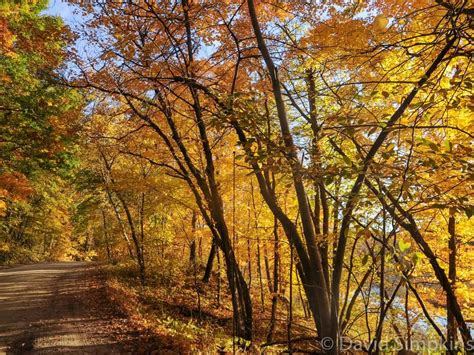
[247,0,331,341]
[221,243,253,341]
[181,0,253,340]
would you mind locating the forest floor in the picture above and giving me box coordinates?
[104,262,319,353]
[0,262,173,354]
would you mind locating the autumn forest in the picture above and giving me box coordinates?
[0,0,473,353]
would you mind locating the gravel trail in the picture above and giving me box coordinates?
[0,262,160,354]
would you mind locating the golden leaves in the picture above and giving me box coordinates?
[0,198,6,217]
[373,14,388,30]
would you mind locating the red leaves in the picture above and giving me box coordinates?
[0,172,34,201]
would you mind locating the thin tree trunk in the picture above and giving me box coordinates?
[364,179,472,348]
[330,131,472,349]
[189,211,197,266]
[105,188,134,259]
[217,248,221,307]
[297,270,309,319]
[447,211,457,354]
[192,245,202,319]
[190,239,197,266]
[139,192,146,274]
[267,216,280,342]
[287,245,294,354]
[247,237,252,289]
[114,190,145,285]
[256,236,265,309]
[405,286,412,351]
[102,210,112,263]
[264,253,272,293]
[202,240,216,283]
[331,35,458,348]
[375,209,387,355]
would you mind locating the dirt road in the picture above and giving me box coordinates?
[0,262,160,354]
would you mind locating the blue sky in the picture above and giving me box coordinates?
[42,0,79,28]
[42,0,95,66]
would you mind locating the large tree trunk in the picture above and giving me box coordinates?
[247,0,331,341]
[181,0,253,340]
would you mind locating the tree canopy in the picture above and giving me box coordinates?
[0,0,472,353]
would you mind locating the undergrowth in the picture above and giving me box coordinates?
[103,261,311,353]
